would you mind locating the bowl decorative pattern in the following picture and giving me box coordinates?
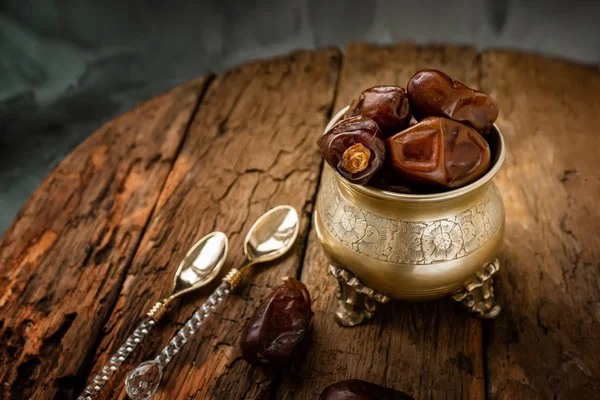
[319,181,503,265]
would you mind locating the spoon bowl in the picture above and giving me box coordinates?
[244,206,299,263]
[171,231,228,298]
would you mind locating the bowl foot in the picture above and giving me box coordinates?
[329,265,390,327]
[453,258,501,319]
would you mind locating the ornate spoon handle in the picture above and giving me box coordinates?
[157,281,230,366]
[78,317,156,400]
[125,270,242,400]
[78,231,229,400]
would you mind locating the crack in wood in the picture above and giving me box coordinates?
[0,77,213,400]
[71,49,343,400]
[481,49,600,400]
[278,42,488,400]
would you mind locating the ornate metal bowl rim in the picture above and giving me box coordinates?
[325,106,506,203]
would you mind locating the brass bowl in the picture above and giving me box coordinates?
[314,107,506,326]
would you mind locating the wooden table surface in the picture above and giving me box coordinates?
[1,43,599,400]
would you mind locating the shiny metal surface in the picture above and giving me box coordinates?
[224,205,300,291]
[316,107,506,318]
[244,205,300,264]
[170,231,229,299]
[147,232,228,319]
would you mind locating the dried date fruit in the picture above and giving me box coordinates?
[386,117,491,189]
[241,277,313,365]
[319,379,414,400]
[344,86,410,137]
[317,116,386,185]
[407,69,499,133]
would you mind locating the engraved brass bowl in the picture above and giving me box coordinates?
[314,107,506,326]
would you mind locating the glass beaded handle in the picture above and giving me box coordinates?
[78,232,228,400]
[78,318,156,400]
[125,269,242,400]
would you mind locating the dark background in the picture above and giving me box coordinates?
[1,0,599,233]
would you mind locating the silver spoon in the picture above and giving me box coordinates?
[79,232,228,400]
[125,205,299,400]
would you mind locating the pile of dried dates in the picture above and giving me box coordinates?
[318,69,499,193]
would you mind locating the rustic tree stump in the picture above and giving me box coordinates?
[0,44,598,399]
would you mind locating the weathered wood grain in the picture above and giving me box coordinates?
[86,49,341,400]
[3,44,599,400]
[276,43,487,400]
[481,52,600,399]
[0,77,210,399]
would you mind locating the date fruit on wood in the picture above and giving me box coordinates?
[317,116,386,185]
[241,277,313,364]
[344,86,410,137]
[386,117,491,189]
[319,379,414,400]
[407,69,499,132]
